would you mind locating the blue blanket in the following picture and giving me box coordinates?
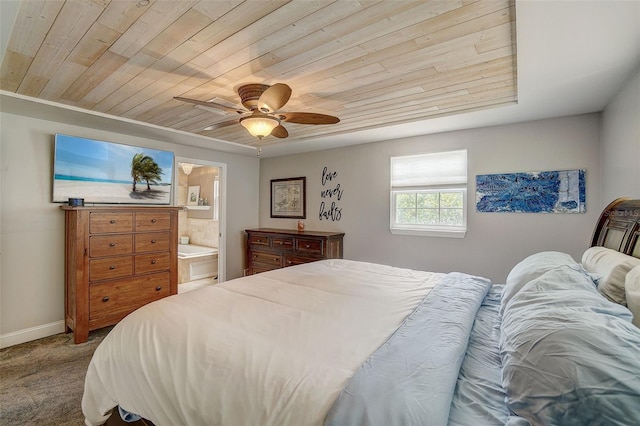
[325,273,492,426]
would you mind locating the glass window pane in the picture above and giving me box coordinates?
[440,208,463,225]
[440,192,463,208]
[417,193,438,208]
[396,193,416,208]
[396,208,417,224]
[417,208,439,224]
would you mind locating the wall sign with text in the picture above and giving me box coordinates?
[319,166,342,221]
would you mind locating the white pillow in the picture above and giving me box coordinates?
[502,251,579,314]
[582,246,640,306]
[626,265,640,328]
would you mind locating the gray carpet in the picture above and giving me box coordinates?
[0,327,112,426]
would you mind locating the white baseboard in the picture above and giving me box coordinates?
[0,320,65,349]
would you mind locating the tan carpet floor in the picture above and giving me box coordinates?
[0,327,112,426]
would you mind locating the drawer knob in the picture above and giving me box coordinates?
[110,220,116,224]
[109,243,116,247]
[109,265,116,270]
[155,286,162,291]
[151,240,156,244]
[151,219,157,223]
[151,260,157,264]
[274,257,278,261]
[305,244,310,248]
[102,296,109,302]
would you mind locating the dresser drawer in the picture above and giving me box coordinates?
[295,238,324,256]
[135,232,170,253]
[251,263,281,274]
[135,212,171,231]
[249,234,270,246]
[135,252,171,274]
[90,234,133,257]
[89,256,133,281]
[90,213,133,234]
[285,254,318,267]
[250,250,282,266]
[272,236,294,250]
[89,272,170,321]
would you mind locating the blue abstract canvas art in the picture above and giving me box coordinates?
[476,169,585,213]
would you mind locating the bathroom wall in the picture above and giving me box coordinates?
[178,166,219,248]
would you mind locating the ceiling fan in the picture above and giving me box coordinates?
[174,83,340,140]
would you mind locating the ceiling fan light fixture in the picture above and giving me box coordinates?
[240,114,279,139]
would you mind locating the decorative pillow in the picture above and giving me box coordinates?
[582,246,640,306]
[626,265,640,328]
[501,266,640,426]
[501,251,579,314]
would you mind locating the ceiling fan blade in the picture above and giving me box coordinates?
[174,96,246,114]
[280,112,340,125]
[271,125,289,138]
[203,119,239,131]
[258,83,292,113]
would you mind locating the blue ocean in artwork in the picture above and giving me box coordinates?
[53,134,174,185]
[476,170,585,213]
[54,174,131,184]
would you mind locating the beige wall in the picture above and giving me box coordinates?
[260,114,602,283]
[601,65,640,203]
[0,111,259,346]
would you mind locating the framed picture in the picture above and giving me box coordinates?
[187,185,200,206]
[53,133,174,205]
[271,177,306,218]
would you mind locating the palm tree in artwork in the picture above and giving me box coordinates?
[131,153,163,192]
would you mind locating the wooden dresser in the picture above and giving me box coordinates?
[245,228,345,275]
[61,206,181,343]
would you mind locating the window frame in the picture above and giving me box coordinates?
[389,150,468,238]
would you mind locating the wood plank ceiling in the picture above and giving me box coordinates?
[0,0,517,148]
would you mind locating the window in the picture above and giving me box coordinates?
[390,149,467,237]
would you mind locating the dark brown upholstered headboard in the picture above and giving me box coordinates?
[591,198,640,259]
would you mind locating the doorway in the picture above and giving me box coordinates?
[174,157,226,293]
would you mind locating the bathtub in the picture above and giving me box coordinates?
[177,244,218,283]
[178,244,218,259]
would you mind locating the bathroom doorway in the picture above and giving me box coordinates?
[174,157,226,293]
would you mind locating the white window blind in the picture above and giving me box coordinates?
[390,149,467,187]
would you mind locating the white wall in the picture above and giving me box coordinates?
[0,111,259,346]
[260,114,602,283]
[601,65,640,203]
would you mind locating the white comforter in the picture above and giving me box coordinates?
[82,259,444,426]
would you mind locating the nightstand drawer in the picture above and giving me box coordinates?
[90,213,133,234]
[135,232,170,253]
[135,252,171,274]
[89,256,133,281]
[295,238,324,256]
[90,234,133,257]
[250,250,282,266]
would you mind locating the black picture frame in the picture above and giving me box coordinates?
[270,177,306,219]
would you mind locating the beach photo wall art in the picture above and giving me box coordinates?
[53,134,174,205]
[476,169,585,213]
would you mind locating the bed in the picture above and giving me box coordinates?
[82,198,640,426]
